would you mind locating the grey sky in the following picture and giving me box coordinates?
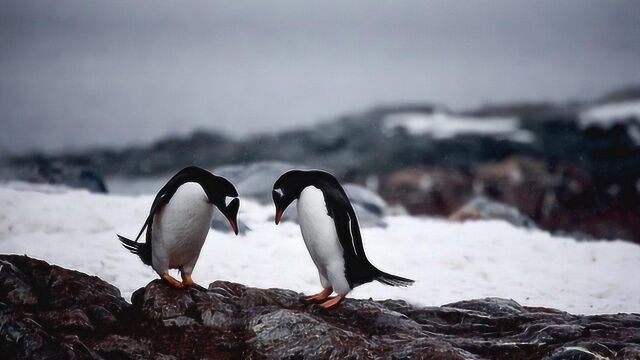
[1,0,639,154]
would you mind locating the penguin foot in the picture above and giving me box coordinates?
[161,273,184,288]
[318,294,345,309]
[181,273,198,287]
[304,287,333,303]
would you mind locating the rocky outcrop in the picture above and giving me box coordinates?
[379,156,640,242]
[1,255,639,359]
[6,86,640,241]
[450,196,538,229]
[0,163,108,194]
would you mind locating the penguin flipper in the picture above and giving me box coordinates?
[329,189,415,288]
[346,208,414,287]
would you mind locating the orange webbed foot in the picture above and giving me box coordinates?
[161,273,184,288]
[318,294,345,309]
[304,287,333,303]
[181,272,197,287]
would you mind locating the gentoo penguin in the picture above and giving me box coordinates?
[118,166,239,288]
[272,170,413,309]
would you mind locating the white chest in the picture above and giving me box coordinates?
[152,182,215,268]
[297,186,344,271]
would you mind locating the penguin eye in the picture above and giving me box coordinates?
[273,188,284,197]
[224,196,235,207]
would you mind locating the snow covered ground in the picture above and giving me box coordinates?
[383,111,534,143]
[1,183,639,315]
[580,100,640,145]
[580,100,640,127]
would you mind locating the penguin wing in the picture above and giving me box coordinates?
[324,188,374,285]
[326,186,415,287]
[133,174,186,243]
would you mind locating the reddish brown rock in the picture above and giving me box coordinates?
[1,255,638,359]
[379,156,640,242]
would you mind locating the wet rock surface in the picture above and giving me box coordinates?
[1,255,638,359]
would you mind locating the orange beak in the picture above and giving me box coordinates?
[226,216,239,235]
[275,208,284,225]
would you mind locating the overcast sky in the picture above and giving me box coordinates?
[1,1,639,154]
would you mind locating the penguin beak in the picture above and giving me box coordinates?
[227,217,239,235]
[274,207,284,225]
[224,198,240,235]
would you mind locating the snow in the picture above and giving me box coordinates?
[1,183,639,315]
[383,111,534,143]
[580,100,640,127]
[580,100,640,145]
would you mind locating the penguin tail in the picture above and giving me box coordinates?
[374,270,415,287]
[118,235,152,266]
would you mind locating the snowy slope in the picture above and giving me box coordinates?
[383,111,534,143]
[580,100,640,127]
[580,100,640,145]
[1,184,639,314]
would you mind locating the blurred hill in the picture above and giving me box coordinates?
[2,85,640,242]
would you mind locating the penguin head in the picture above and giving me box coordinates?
[206,175,240,235]
[272,169,339,224]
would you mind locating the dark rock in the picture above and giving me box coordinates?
[214,161,302,203]
[342,183,388,217]
[380,156,640,242]
[0,259,38,306]
[380,166,473,216]
[37,308,95,333]
[0,162,108,193]
[1,255,639,360]
[134,280,197,321]
[84,305,118,331]
[450,196,539,229]
[93,334,152,359]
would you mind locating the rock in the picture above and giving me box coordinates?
[1,162,108,193]
[37,308,95,333]
[450,196,538,229]
[0,259,38,306]
[342,183,388,217]
[214,161,301,203]
[350,203,388,228]
[379,156,640,243]
[1,255,639,359]
[92,334,152,359]
[380,166,473,216]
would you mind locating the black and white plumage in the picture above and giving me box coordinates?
[272,169,413,306]
[118,166,239,287]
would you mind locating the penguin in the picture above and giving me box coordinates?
[272,169,413,309]
[117,166,240,288]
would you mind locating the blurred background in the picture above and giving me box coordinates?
[2,0,640,242]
